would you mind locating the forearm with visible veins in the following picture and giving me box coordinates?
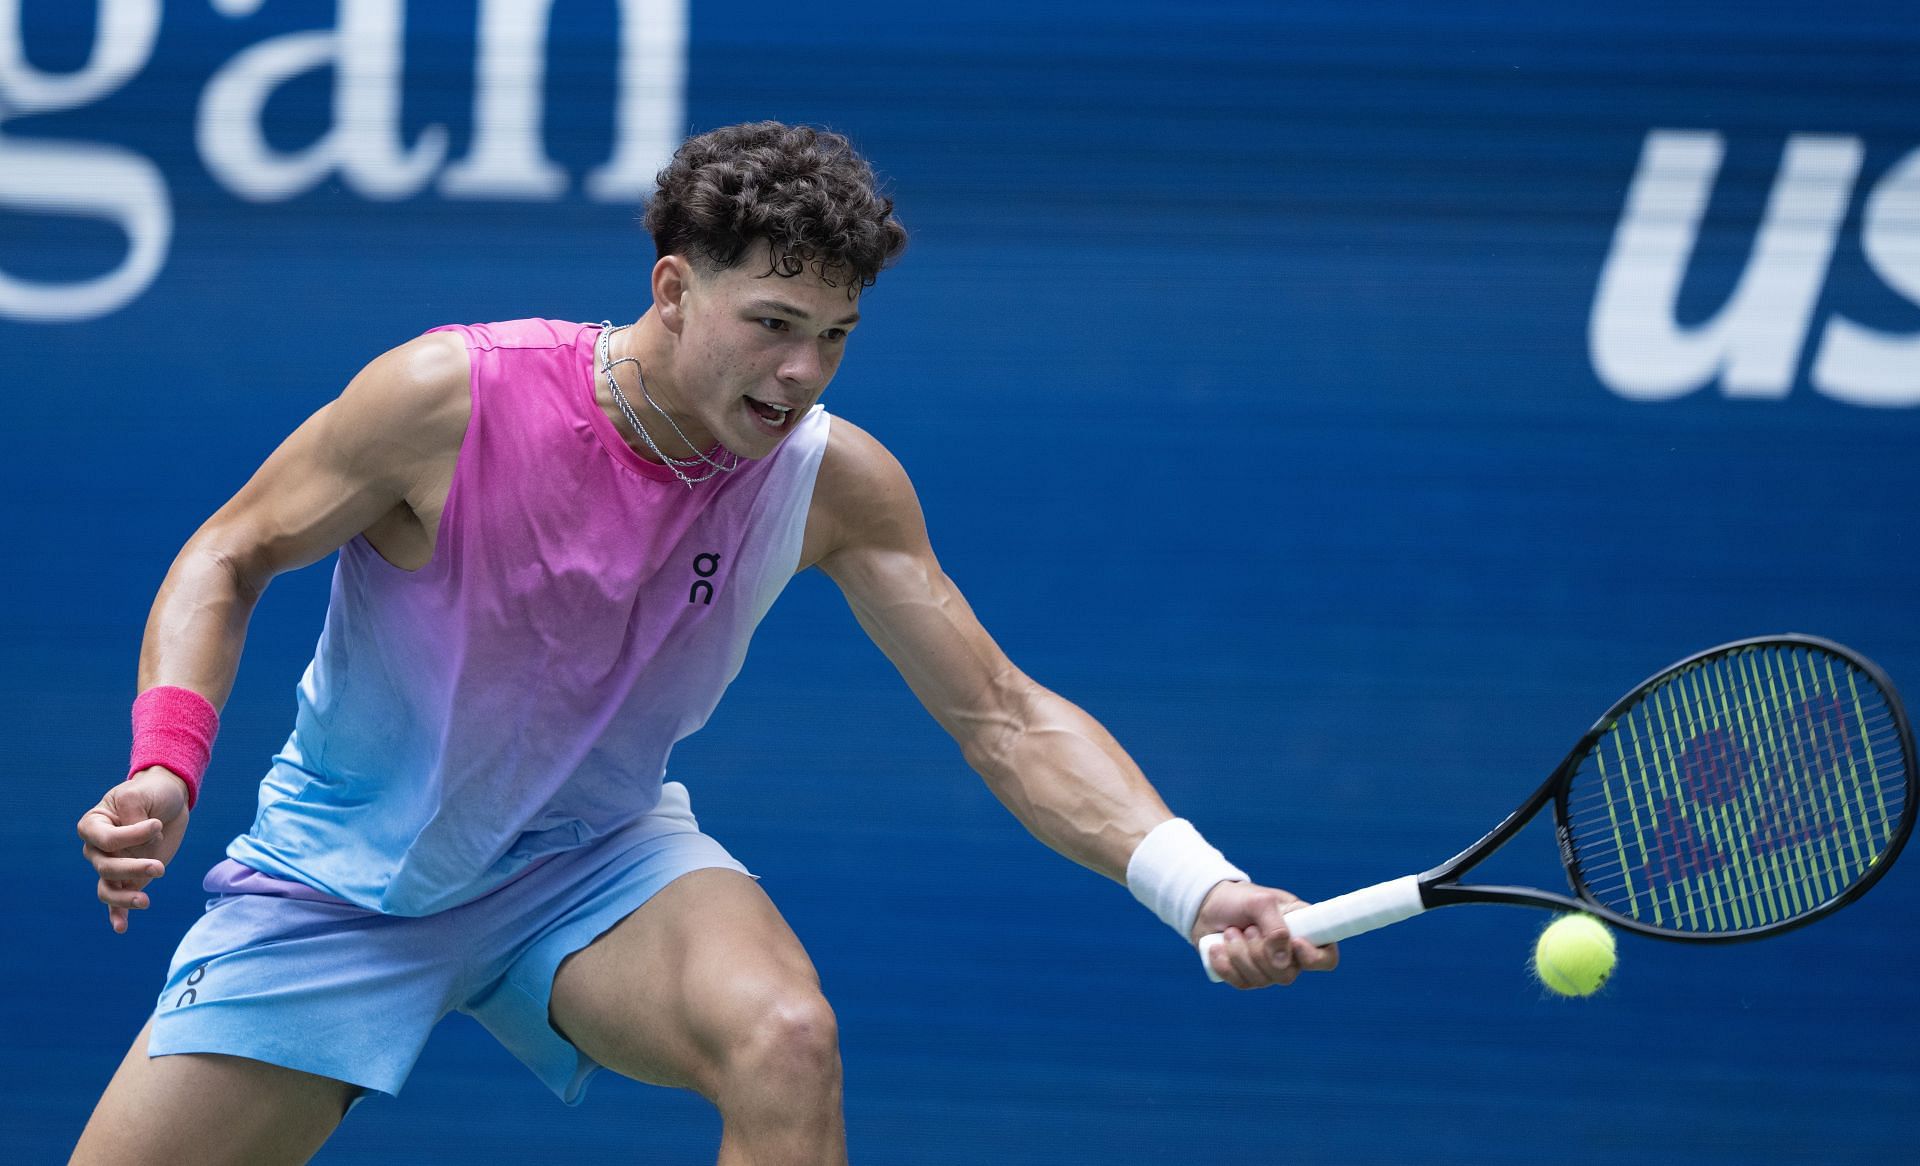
[136,541,264,708]
[963,681,1172,883]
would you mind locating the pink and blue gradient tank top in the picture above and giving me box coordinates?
[226,319,832,915]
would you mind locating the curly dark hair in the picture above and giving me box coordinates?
[644,121,908,293]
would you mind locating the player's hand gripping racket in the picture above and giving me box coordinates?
[1200,634,1916,979]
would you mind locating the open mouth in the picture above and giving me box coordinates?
[745,396,795,430]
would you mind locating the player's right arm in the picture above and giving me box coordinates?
[76,331,472,932]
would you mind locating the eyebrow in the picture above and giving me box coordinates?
[745,298,861,327]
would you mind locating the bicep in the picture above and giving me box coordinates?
[816,433,1033,747]
[192,332,468,585]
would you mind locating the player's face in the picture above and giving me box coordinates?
[670,246,860,460]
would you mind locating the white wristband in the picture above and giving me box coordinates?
[1126,818,1249,939]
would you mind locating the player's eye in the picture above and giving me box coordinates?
[756,318,788,332]
[822,328,847,343]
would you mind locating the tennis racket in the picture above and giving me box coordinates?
[1200,634,1915,980]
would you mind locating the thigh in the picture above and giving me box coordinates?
[147,891,459,1097]
[72,1018,357,1166]
[547,867,828,1095]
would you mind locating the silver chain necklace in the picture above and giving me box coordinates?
[597,322,740,487]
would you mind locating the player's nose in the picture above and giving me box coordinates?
[778,343,824,388]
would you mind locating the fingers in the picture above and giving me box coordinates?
[98,878,153,912]
[1278,902,1339,973]
[88,853,167,884]
[92,856,163,910]
[99,871,154,934]
[77,808,164,853]
[1201,907,1341,989]
[1206,924,1299,989]
[1293,935,1339,972]
[79,807,169,934]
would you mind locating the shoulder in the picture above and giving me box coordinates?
[389,328,472,393]
[816,418,922,525]
[327,330,473,473]
[803,417,929,570]
[816,416,907,496]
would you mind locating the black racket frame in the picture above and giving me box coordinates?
[1411,634,1917,943]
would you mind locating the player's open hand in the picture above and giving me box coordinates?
[1191,881,1339,989]
[77,767,192,934]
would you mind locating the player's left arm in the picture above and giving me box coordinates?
[806,421,1335,987]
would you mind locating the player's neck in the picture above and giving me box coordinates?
[600,312,716,465]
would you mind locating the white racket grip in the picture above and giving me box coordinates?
[1198,875,1427,983]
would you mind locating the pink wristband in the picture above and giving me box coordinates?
[128,686,219,809]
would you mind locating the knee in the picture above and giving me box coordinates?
[722,989,841,1089]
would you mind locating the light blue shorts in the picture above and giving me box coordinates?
[145,782,747,1104]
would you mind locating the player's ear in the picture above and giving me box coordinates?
[653,256,692,335]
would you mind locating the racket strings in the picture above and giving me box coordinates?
[1563,644,1909,934]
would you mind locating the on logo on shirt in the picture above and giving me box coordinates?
[689,553,721,605]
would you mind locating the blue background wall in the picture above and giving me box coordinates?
[6,1,1918,1162]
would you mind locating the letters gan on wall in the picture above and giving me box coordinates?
[0,0,686,322]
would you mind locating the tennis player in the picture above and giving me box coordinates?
[72,121,1336,1165]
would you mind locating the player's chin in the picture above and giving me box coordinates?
[722,420,789,459]
[720,432,784,463]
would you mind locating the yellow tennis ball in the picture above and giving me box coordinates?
[1531,913,1616,997]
